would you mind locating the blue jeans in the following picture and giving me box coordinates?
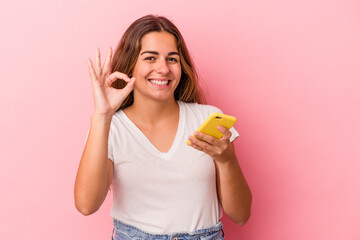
[112,218,225,240]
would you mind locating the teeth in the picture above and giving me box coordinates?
[150,80,169,86]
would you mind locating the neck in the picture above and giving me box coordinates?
[125,98,179,126]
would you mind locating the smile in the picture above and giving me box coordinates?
[148,79,170,86]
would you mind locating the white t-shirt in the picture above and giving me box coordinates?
[108,101,239,234]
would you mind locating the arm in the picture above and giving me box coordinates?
[74,114,114,215]
[213,142,252,225]
[187,126,252,225]
[74,47,135,215]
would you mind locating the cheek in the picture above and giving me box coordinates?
[133,64,151,77]
[172,65,182,79]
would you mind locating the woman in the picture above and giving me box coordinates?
[74,15,252,239]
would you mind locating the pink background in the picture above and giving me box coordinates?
[1,0,359,239]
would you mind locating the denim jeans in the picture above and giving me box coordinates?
[112,218,225,240]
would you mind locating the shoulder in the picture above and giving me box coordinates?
[108,110,126,135]
[179,101,223,116]
[178,101,224,124]
[110,110,123,126]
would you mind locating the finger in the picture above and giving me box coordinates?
[121,77,136,95]
[188,139,204,152]
[94,47,102,75]
[102,47,112,75]
[188,135,216,152]
[217,125,232,140]
[187,135,220,157]
[105,74,131,87]
[105,75,116,87]
[87,58,97,86]
[193,131,219,146]
[107,72,132,86]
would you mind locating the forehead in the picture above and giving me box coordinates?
[140,31,178,51]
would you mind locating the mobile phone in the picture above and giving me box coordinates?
[186,112,237,145]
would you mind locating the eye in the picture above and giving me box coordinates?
[144,56,155,61]
[167,57,178,63]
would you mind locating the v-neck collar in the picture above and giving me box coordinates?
[120,101,184,159]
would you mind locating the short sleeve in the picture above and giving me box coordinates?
[108,126,114,161]
[229,127,239,142]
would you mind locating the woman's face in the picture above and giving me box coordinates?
[131,31,182,103]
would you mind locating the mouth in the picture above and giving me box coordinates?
[148,78,171,86]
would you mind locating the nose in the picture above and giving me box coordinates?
[155,58,170,75]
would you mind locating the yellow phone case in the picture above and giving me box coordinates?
[186,112,237,145]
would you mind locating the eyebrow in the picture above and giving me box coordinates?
[140,51,179,56]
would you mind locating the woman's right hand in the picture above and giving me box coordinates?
[87,47,136,117]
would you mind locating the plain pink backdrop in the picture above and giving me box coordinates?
[1,0,359,239]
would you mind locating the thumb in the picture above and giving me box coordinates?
[121,77,136,96]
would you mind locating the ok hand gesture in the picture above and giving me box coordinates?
[87,47,136,116]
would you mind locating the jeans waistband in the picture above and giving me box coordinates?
[112,218,224,240]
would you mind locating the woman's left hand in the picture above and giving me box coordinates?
[187,125,236,163]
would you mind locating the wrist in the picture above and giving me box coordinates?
[214,155,239,168]
[91,112,113,124]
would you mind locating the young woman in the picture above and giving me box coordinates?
[74,15,252,240]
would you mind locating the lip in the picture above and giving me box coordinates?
[148,78,170,81]
[148,78,171,88]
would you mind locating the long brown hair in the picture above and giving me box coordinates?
[111,14,205,110]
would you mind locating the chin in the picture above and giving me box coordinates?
[151,94,176,102]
